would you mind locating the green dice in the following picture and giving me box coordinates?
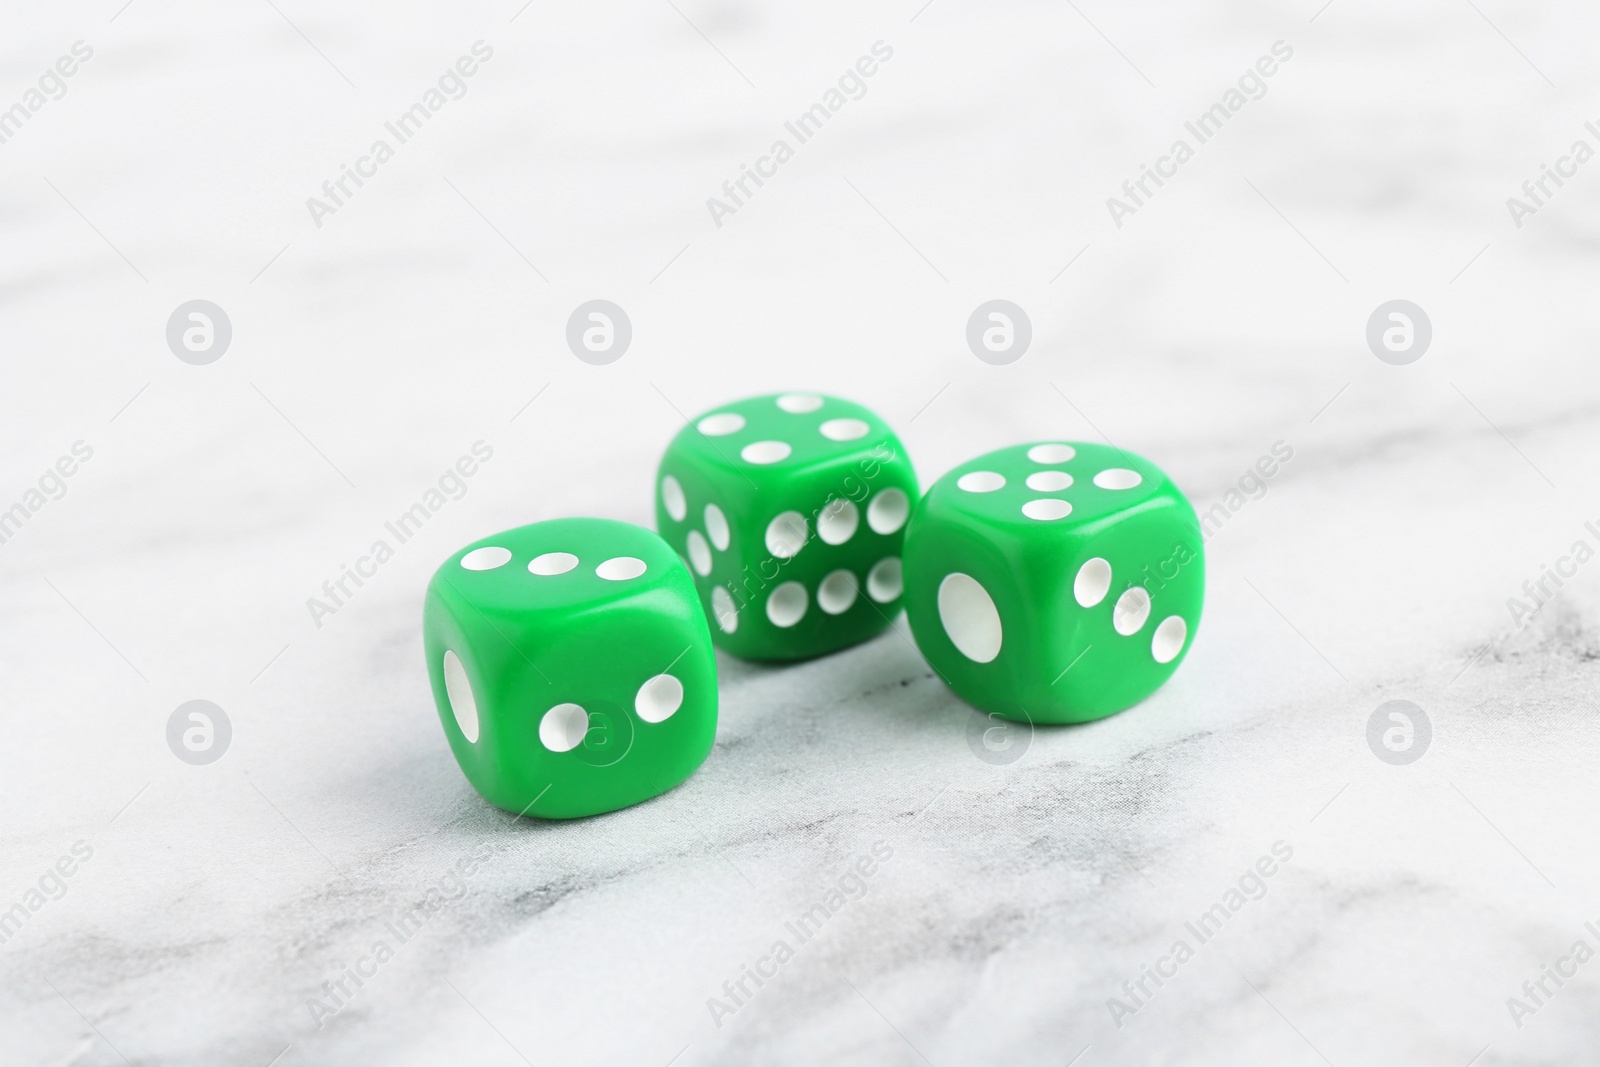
[902,442,1203,723]
[654,393,919,661]
[423,518,717,819]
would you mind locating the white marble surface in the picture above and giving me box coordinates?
[4,1,1600,1064]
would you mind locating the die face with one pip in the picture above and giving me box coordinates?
[423,518,717,820]
[655,393,919,662]
[902,442,1203,724]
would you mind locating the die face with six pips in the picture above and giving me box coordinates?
[655,393,919,662]
[423,517,717,819]
[902,442,1204,724]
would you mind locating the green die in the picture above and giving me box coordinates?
[902,442,1203,723]
[423,518,717,819]
[655,392,919,661]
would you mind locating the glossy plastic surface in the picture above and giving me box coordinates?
[903,442,1203,723]
[423,518,717,819]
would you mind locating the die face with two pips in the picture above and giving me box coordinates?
[903,442,1203,724]
[655,393,919,661]
[423,518,717,820]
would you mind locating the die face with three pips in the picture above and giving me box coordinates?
[903,442,1203,724]
[423,518,717,820]
[655,393,919,661]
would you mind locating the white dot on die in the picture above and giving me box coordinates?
[939,573,1002,662]
[712,586,738,633]
[1113,587,1152,635]
[767,582,808,627]
[867,489,909,534]
[867,558,903,602]
[777,393,823,413]
[539,703,588,752]
[635,674,684,723]
[818,498,859,545]
[661,475,687,521]
[1022,499,1072,521]
[765,512,809,559]
[698,413,745,436]
[820,418,869,441]
[1026,471,1073,492]
[1152,616,1188,663]
[742,440,791,464]
[596,556,647,581]
[1074,558,1112,607]
[957,471,1005,493]
[704,504,730,551]
[686,531,712,576]
[442,650,479,743]
[528,552,579,576]
[818,570,859,615]
[1028,444,1076,464]
[461,546,511,571]
[1094,468,1143,490]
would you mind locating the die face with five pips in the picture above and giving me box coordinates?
[903,442,1203,724]
[655,393,919,661]
[423,518,717,820]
